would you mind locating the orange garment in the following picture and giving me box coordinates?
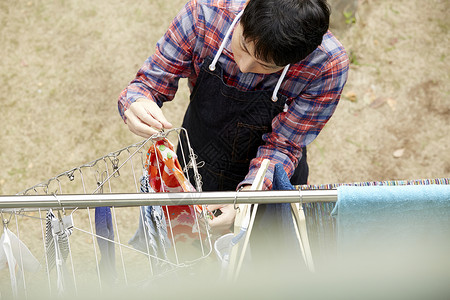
[144,139,204,242]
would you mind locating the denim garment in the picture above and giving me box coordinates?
[129,175,170,272]
[95,206,117,284]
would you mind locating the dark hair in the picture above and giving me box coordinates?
[240,0,330,66]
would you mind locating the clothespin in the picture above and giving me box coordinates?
[52,210,74,235]
[111,157,120,178]
[96,170,106,194]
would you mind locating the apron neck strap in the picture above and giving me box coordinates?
[209,9,289,103]
[271,64,290,102]
[209,10,244,72]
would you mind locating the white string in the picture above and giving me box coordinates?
[80,169,102,291]
[131,148,155,276]
[165,205,179,265]
[14,213,27,299]
[153,141,180,265]
[103,159,128,285]
[127,148,139,193]
[271,64,290,102]
[192,205,206,257]
[72,226,178,267]
[64,174,78,293]
[53,231,64,295]
[209,10,244,71]
[141,206,156,277]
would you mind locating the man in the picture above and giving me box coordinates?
[118,0,349,232]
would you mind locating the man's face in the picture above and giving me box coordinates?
[231,23,285,74]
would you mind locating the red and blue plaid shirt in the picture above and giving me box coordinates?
[118,0,349,189]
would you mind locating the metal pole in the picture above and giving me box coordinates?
[0,190,337,210]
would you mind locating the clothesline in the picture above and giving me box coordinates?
[1,177,448,210]
[298,177,450,190]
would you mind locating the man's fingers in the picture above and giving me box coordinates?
[125,99,173,138]
[207,204,236,235]
[128,102,160,129]
[124,110,159,138]
[208,215,227,226]
[134,99,173,130]
[148,106,173,130]
[131,121,160,138]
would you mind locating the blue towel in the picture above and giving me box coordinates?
[331,185,450,256]
[95,206,117,284]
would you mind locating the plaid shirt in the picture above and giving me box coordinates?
[118,0,349,189]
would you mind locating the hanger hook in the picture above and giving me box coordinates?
[1,210,14,228]
[234,186,245,211]
[52,193,63,210]
[298,186,303,207]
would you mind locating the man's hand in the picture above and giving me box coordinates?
[207,185,251,235]
[207,204,237,235]
[124,98,173,138]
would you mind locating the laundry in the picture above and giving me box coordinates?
[130,138,209,271]
[0,227,40,272]
[146,139,197,194]
[331,185,450,258]
[253,164,299,248]
[215,163,306,276]
[250,163,303,267]
[129,174,171,272]
[1,224,40,298]
[95,206,117,284]
[143,139,207,242]
[45,209,72,271]
[45,209,74,295]
[299,177,450,267]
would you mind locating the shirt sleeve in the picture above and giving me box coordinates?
[240,50,350,190]
[117,0,201,121]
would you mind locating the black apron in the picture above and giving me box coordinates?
[178,56,308,191]
[177,55,309,272]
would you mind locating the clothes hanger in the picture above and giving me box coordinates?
[227,159,270,280]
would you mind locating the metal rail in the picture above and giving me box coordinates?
[0,190,337,209]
